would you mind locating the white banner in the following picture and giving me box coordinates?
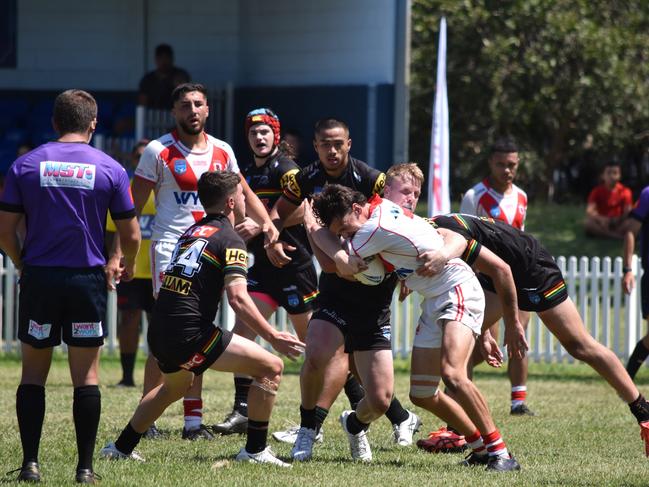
[428,17,450,217]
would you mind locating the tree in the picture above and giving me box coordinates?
[410,0,649,201]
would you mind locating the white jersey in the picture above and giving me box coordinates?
[460,178,527,230]
[135,130,239,242]
[350,196,475,298]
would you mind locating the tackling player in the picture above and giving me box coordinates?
[100,171,304,467]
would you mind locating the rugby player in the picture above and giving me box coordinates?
[311,183,521,471]
[212,108,318,436]
[266,119,420,461]
[129,83,279,440]
[100,171,304,467]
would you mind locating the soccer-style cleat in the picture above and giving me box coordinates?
[485,455,521,472]
[6,461,41,482]
[416,426,467,453]
[272,425,324,444]
[182,424,215,440]
[290,427,319,461]
[340,410,372,462]
[212,410,248,435]
[143,424,163,440]
[459,452,489,467]
[640,420,649,457]
[235,447,291,467]
[510,403,536,416]
[75,469,102,484]
[99,442,146,462]
[392,410,422,446]
[116,379,135,388]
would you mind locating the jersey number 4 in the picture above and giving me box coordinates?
[168,239,207,277]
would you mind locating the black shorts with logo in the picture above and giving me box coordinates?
[147,321,233,375]
[479,246,568,312]
[117,278,155,313]
[247,262,318,314]
[312,296,392,353]
[18,265,107,348]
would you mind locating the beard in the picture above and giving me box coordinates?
[178,118,205,135]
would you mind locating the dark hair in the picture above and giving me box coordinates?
[132,139,150,155]
[171,83,208,104]
[155,44,174,58]
[490,137,519,155]
[314,118,350,138]
[52,89,98,135]
[311,184,367,228]
[198,171,240,209]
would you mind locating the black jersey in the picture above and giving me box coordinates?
[281,157,395,309]
[151,214,248,345]
[431,213,542,279]
[242,152,312,271]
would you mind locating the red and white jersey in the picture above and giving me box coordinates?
[350,196,475,298]
[460,179,527,230]
[135,130,239,242]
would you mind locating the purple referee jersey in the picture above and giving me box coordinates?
[630,186,649,271]
[0,141,135,267]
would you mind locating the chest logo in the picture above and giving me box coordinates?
[174,159,187,175]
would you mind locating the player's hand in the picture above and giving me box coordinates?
[120,257,136,283]
[302,199,319,232]
[104,254,123,291]
[235,217,262,241]
[262,222,280,247]
[265,241,295,268]
[479,329,504,368]
[269,331,306,361]
[504,320,528,360]
[399,281,412,302]
[333,249,366,276]
[416,249,448,277]
[623,272,635,295]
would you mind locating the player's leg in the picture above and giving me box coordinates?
[539,298,649,455]
[213,294,277,435]
[117,307,141,387]
[508,310,535,416]
[626,274,649,380]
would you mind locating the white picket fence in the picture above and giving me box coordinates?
[0,255,644,362]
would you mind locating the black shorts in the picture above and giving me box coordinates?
[478,247,568,312]
[117,278,154,313]
[312,296,392,352]
[247,263,318,314]
[18,265,107,348]
[148,323,233,375]
[641,272,649,318]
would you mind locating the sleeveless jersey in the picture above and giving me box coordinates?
[350,196,475,298]
[135,130,239,242]
[241,152,312,271]
[460,179,527,230]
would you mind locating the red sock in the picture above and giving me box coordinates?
[466,430,486,455]
[183,398,202,430]
[482,429,509,458]
[511,386,527,406]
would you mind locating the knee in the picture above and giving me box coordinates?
[409,375,440,407]
[563,338,597,362]
[441,367,469,395]
[366,390,393,414]
[265,355,284,382]
[303,346,333,374]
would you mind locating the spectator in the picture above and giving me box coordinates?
[585,161,633,239]
[0,89,140,483]
[138,44,191,110]
[281,128,304,166]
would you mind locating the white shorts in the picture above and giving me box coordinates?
[413,277,485,349]
[150,240,177,296]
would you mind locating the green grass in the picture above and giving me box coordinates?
[1,354,649,486]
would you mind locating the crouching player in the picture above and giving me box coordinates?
[100,171,304,467]
[311,184,521,471]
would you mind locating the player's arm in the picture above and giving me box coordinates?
[265,195,301,267]
[113,216,141,283]
[239,174,280,245]
[0,210,23,269]
[416,227,468,276]
[225,276,305,359]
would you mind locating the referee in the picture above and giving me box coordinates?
[0,89,140,483]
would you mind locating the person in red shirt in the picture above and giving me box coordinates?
[584,162,633,239]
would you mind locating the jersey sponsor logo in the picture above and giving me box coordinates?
[28,320,51,340]
[284,172,301,198]
[189,225,219,238]
[381,324,391,340]
[72,321,103,338]
[320,308,347,327]
[225,248,248,266]
[279,169,299,190]
[174,159,187,175]
[161,274,192,295]
[180,352,205,370]
[395,268,414,280]
[373,173,386,195]
[40,161,96,190]
[139,215,155,240]
[173,191,200,205]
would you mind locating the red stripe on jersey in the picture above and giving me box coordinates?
[160,144,199,191]
[512,191,527,229]
[478,178,526,230]
[454,284,465,322]
[210,145,231,172]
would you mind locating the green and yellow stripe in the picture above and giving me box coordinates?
[202,328,223,355]
[543,281,566,300]
[303,290,320,304]
[255,189,283,198]
[202,249,222,268]
[462,239,480,263]
[451,214,470,230]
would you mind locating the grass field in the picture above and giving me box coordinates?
[1,355,649,486]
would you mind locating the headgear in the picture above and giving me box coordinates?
[245,108,281,147]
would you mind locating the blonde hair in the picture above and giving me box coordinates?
[386,162,424,187]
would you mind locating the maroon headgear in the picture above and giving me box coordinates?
[245,108,281,146]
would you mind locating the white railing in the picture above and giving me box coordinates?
[0,255,644,363]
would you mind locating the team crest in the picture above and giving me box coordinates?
[528,292,541,304]
[287,294,300,308]
[174,159,187,175]
[490,205,501,218]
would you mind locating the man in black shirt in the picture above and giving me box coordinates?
[138,44,191,110]
[100,171,304,467]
